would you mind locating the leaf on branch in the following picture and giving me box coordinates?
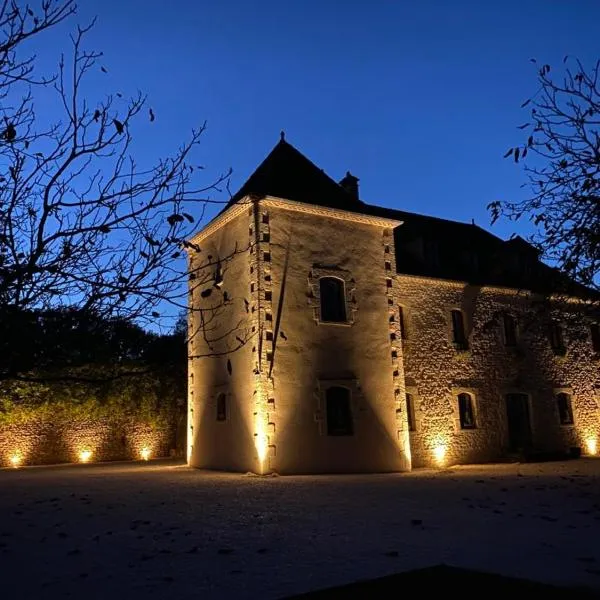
[520,99,531,108]
[280,330,287,340]
[113,119,124,134]
[171,252,181,259]
[149,108,155,122]
[140,251,150,259]
[514,148,520,163]
[118,276,128,284]
[101,66,108,73]
[528,136,533,147]
[227,359,232,375]
[2,123,16,142]
[503,148,513,158]
[223,291,229,302]
[529,58,537,63]
[166,213,184,226]
[200,288,212,298]
[522,147,527,159]
[151,311,160,318]
[99,225,111,233]
[517,123,529,130]
[183,213,194,223]
[93,110,101,122]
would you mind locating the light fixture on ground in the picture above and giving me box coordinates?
[140,447,151,461]
[10,454,22,468]
[79,449,92,463]
[586,437,597,456]
[433,444,447,466]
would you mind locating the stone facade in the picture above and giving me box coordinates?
[186,139,600,474]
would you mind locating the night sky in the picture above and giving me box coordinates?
[29,0,600,247]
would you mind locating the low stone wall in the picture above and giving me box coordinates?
[0,372,185,468]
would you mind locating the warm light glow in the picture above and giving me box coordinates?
[433,444,447,466]
[79,449,92,463]
[10,454,22,468]
[255,431,268,474]
[586,437,597,456]
[140,447,151,461]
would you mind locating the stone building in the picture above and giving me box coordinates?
[186,136,600,474]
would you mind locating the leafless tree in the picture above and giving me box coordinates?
[0,1,252,378]
[489,57,600,294]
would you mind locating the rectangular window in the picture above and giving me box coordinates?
[451,309,468,350]
[556,393,574,425]
[591,323,600,353]
[406,393,416,431]
[458,393,476,429]
[326,387,353,436]
[548,321,566,355]
[502,313,517,347]
[398,305,408,340]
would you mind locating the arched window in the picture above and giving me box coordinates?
[451,309,468,349]
[319,277,346,323]
[556,392,574,425]
[457,392,476,429]
[326,386,353,436]
[216,393,227,422]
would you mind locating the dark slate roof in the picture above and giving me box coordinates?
[226,138,592,297]
[225,136,363,212]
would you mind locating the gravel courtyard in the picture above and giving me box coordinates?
[2,459,600,599]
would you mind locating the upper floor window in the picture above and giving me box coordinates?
[326,386,353,436]
[458,392,476,429]
[398,305,408,340]
[216,393,227,422]
[319,277,346,323]
[406,392,416,431]
[502,313,518,347]
[548,321,566,355]
[451,309,468,350]
[556,392,574,425]
[590,323,600,353]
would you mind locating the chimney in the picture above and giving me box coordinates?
[339,171,359,200]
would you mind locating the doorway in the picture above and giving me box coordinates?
[505,393,532,452]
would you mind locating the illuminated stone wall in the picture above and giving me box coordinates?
[188,197,411,474]
[0,408,179,468]
[187,202,258,472]
[396,274,600,467]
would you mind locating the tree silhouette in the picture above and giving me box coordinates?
[0,1,251,378]
[489,58,600,293]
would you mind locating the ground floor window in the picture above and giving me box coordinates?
[556,392,574,425]
[458,392,476,429]
[326,386,353,436]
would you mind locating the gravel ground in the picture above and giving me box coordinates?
[1,459,600,599]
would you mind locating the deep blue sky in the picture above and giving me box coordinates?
[32,0,600,239]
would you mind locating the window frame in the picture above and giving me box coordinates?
[405,391,416,432]
[318,275,348,324]
[398,304,409,340]
[502,312,518,347]
[216,392,227,422]
[457,392,477,430]
[555,390,575,426]
[548,320,567,356]
[450,308,469,350]
[325,385,354,436]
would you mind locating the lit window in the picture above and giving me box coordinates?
[548,321,566,355]
[451,309,468,349]
[406,393,416,432]
[502,313,517,347]
[556,392,574,425]
[319,277,347,323]
[458,393,476,429]
[216,393,227,422]
[590,323,600,353]
[326,386,353,436]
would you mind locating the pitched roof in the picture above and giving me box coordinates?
[225,137,593,298]
[225,135,363,212]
